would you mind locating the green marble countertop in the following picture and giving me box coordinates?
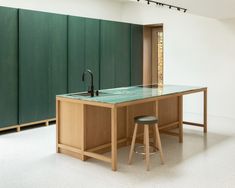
[58,84,205,104]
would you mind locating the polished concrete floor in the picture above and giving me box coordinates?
[0,114,235,188]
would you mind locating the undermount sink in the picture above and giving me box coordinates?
[68,91,113,97]
[70,92,92,97]
[138,84,159,88]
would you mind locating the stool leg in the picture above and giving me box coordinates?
[143,127,146,160]
[144,125,150,171]
[155,124,164,164]
[153,125,157,148]
[128,123,138,165]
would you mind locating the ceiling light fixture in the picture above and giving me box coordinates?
[137,0,187,13]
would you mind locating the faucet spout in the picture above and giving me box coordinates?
[82,69,94,97]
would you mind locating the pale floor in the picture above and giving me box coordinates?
[0,114,235,188]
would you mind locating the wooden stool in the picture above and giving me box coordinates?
[128,116,164,171]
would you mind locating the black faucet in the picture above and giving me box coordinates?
[82,69,95,97]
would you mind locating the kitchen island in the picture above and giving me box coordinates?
[56,84,207,171]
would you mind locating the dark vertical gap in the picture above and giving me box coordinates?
[98,20,101,90]
[141,25,144,85]
[130,24,132,86]
[67,15,69,93]
[17,9,20,125]
[114,23,116,88]
[83,18,86,91]
[47,15,50,118]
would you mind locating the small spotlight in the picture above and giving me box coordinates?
[184,9,187,13]
[169,6,172,9]
[147,0,150,4]
[177,7,180,11]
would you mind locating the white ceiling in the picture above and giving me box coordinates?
[116,0,235,20]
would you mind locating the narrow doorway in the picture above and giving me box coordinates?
[143,25,164,86]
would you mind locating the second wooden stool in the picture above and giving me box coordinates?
[128,116,164,171]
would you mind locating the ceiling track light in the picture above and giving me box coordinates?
[137,0,187,13]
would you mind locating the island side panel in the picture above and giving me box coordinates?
[85,105,127,151]
[57,99,85,160]
[158,96,179,129]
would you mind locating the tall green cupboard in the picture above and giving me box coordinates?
[68,16,100,92]
[19,10,67,124]
[131,24,143,86]
[100,20,131,89]
[0,7,18,128]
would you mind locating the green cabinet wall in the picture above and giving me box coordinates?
[131,24,143,86]
[68,16,100,92]
[100,21,131,89]
[19,10,67,124]
[0,6,143,129]
[0,7,18,128]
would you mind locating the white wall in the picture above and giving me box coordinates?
[122,2,235,119]
[1,0,235,119]
[0,0,122,21]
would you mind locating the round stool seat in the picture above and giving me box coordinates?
[134,116,158,125]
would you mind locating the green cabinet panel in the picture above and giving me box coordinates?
[19,10,49,124]
[85,18,100,90]
[68,16,85,93]
[100,21,131,89]
[47,15,67,118]
[131,24,143,86]
[19,10,67,123]
[0,7,18,128]
[68,17,100,92]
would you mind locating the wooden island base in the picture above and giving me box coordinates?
[56,88,207,171]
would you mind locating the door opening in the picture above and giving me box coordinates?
[143,25,164,86]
